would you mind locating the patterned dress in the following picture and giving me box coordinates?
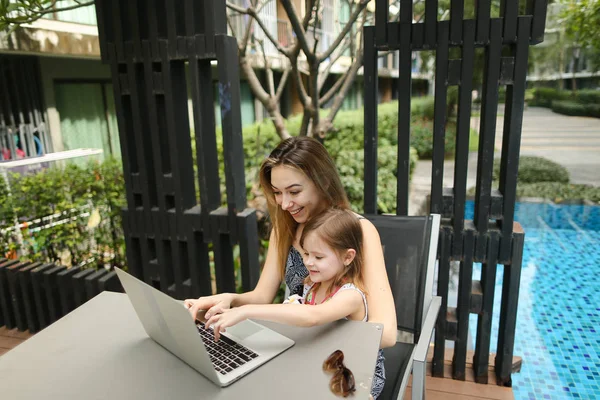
[284,247,386,399]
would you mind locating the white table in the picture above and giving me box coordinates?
[0,291,383,399]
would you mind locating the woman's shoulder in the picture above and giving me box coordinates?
[356,215,381,239]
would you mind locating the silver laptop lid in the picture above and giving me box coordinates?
[114,268,222,385]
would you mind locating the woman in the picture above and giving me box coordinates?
[185,136,397,348]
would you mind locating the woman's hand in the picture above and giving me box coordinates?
[204,307,249,341]
[184,293,236,321]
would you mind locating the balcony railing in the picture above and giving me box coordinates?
[43,0,97,25]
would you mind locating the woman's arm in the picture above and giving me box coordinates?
[187,229,284,319]
[230,229,283,307]
[205,291,363,341]
[359,219,398,348]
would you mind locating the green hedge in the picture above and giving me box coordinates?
[529,88,571,108]
[238,103,421,214]
[0,159,126,267]
[492,156,570,184]
[551,100,600,118]
[575,90,600,104]
[529,88,600,118]
[516,182,600,204]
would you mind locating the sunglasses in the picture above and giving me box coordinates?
[323,350,356,397]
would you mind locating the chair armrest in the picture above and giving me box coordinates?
[414,296,441,363]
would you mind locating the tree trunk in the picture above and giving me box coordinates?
[266,101,291,140]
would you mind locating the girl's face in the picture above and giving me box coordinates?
[270,165,325,224]
[302,232,355,284]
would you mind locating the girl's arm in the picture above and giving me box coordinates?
[205,290,364,341]
[359,219,398,348]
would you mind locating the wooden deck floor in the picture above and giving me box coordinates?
[0,326,33,357]
[1,327,515,399]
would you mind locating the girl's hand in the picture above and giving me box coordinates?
[184,293,235,321]
[204,307,249,341]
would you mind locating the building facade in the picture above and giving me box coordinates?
[0,0,420,161]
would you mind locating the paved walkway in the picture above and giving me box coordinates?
[409,106,600,215]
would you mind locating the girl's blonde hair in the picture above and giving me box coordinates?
[299,208,366,296]
[259,137,350,278]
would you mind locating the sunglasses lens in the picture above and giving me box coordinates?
[343,367,356,392]
[323,349,344,372]
[329,367,356,397]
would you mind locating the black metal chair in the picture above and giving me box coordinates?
[365,214,441,400]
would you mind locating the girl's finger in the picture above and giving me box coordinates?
[213,322,222,341]
[205,313,220,330]
[205,304,223,320]
[190,303,202,320]
[183,300,194,309]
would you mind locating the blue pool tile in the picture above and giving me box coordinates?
[466,202,600,400]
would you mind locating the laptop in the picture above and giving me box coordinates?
[114,268,295,387]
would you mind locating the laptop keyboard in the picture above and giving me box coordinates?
[196,323,259,375]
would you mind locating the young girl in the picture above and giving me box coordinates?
[204,208,386,399]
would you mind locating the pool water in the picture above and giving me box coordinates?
[465,202,600,399]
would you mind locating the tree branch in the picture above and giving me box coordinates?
[303,0,315,30]
[275,67,290,103]
[280,0,314,61]
[323,48,364,128]
[308,63,320,137]
[299,109,312,137]
[318,0,369,62]
[317,37,351,91]
[319,72,346,105]
[291,57,310,107]
[240,56,271,104]
[226,1,291,57]
[256,38,276,97]
[1,0,94,27]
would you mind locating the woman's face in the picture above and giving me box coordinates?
[270,165,325,224]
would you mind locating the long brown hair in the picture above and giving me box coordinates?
[259,137,350,278]
[299,208,366,296]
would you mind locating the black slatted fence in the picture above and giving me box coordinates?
[364,0,548,386]
[94,0,260,301]
[0,258,122,333]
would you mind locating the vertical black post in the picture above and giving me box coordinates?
[430,22,449,215]
[498,17,532,262]
[496,226,524,385]
[451,20,475,257]
[474,20,502,258]
[364,26,378,215]
[453,227,474,380]
[473,231,500,383]
[396,21,412,215]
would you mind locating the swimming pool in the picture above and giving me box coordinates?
[465,202,600,399]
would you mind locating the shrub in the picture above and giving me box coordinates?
[410,97,436,120]
[336,146,418,214]
[516,182,600,204]
[551,100,589,117]
[411,120,457,159]
[0,158,126,267]
[492,156,570,184]
[575,90,600,104]
[530,88,570,107]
